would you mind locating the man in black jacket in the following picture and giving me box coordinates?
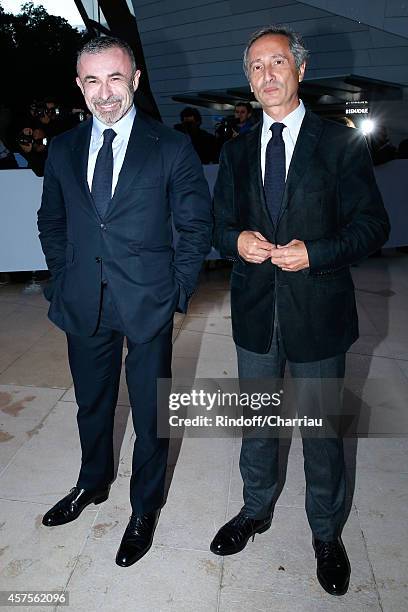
[211,25,389,595]
[37,37,212,567]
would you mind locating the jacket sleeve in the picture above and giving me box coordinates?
[169,137,213,312]
[213,143,240,260]
[37,140,67,281]
[304,133,390,272]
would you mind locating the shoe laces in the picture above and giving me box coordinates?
[68,486,82,500]
[225,511,254,538]
[126,514,152,537]
[315,540,344,567]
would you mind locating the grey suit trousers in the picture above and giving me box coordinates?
[236,310,346,540]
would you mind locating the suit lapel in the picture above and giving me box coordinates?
[71,118,93,206]
[70,110,159,220]
[278,110,323,221]
[246,124,274,230]
[109,110,159,208]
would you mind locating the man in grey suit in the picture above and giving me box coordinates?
[211,25,389,595]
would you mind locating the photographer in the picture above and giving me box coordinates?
[28,98,70,138]
[215,115,239,148]
[15,126,48,176]
[215,103,258,149]
[174,107,218,163]
[234,102,254,134]
[26,98,87,138]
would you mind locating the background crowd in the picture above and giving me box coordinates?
[0,3,407,174]
[2,96,406,176]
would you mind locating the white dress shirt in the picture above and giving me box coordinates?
[87,105,136,197]
[261,100,306,182]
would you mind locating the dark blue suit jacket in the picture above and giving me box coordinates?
[38,108,212,342]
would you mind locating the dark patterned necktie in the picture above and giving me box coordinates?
[91,128,116,219]
[264,122,286,225]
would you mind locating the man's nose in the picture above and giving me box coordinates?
[264,65,277,82]
[99,81,113,99]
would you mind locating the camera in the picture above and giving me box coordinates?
[30,102,49,119]
[215,115,239,144]
[17,134,48,147]
[18,134,34,146]
[71,108,87,122]
[29,102,86,123]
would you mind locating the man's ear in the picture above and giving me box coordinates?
[76,76,84,95]
[132,69,141,92]
[298,62,306,83]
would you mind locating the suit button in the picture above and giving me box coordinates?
[100,223,107,230]
[95,256,102,263]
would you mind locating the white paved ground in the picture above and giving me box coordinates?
[0,253,407,611]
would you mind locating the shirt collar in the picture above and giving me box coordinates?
[92,105,136,144]
[262,99,305,142]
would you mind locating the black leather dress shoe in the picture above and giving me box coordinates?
[115,510,160,567]
[313,536,351,596]
[42,486,110,527]
[210,510,272,556]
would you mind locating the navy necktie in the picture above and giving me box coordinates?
[264,122,286,225]
[91,128,116,219]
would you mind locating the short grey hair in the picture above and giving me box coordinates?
[77,36,137,75]
[243,25,309,79]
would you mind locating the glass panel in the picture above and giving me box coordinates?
[126,0,136,16]
[79,0,109,29]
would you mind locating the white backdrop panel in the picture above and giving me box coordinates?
[0,162,406,272]
[0,170,46,272]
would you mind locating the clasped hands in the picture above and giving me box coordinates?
[237,230,309,272]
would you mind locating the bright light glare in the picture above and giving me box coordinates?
[361,119,376,135]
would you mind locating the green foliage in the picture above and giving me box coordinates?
[0,1,86,105]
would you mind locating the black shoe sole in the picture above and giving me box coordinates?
[94,492,109,504]
[210,520,272,556]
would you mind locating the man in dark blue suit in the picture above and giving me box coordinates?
[211,26,389,595]
[37,37,212,566]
